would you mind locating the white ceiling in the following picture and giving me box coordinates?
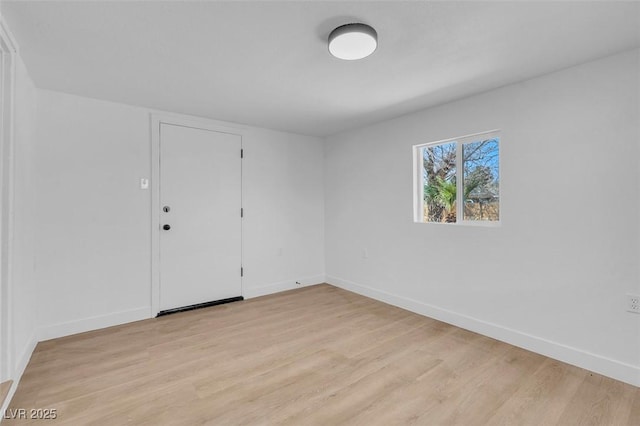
[2,1,639,136]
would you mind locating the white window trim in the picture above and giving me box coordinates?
[413,129,501,227]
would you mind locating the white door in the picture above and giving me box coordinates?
[159,123,242,313]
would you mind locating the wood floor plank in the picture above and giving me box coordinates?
[485,358,587,426]
[0,380,12,407]
[557,373,637,426]
[5,284,638,425]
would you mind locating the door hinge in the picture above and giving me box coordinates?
[241,267,244,277]
[241,208,244,218]
[241,149,244,158]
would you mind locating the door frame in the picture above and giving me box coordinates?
[150,113,244,317]
[0,17,17,386]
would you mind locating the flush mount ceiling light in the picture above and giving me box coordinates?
[328,23,377,60]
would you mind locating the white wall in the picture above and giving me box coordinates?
[325,49,640,386]
[35,90,325,339]
[35,91,152,338]
[241,125,325,298]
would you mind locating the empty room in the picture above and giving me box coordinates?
[0,0,639,424]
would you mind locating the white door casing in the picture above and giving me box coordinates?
[0,18,17,385]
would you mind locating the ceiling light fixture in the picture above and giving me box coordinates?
[328,23,377,60]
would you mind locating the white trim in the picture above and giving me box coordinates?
[0,18,19,55]
[150,113,245,317]
[151,111,259,135]
[0,16,17,386]
[455,138,463,221]
[243,274,326,299]
[326,275,640,387]
[13,332,36,391]
[0,330,36,418]
[38,307,151,342]
[412,145,423,223]
[415,129,501,150]
[150,116,160,317]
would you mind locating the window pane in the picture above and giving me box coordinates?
[422,142,457,223]
[463,138,499,221]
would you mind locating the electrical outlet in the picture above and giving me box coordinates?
[628,294,640,314]
[362,248,369,259]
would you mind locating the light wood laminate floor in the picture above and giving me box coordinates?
[0,380,12,408]
[6,284,640,425]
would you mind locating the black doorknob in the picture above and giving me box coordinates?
[163,224,171,231]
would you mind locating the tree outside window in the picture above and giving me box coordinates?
[416,132,500,225]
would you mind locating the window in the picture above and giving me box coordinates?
[414,130,500,225]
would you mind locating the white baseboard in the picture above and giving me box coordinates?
[1,331,37,418]
[38,307,151,342]
[326,275,640,388]
[243,274,326,299]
